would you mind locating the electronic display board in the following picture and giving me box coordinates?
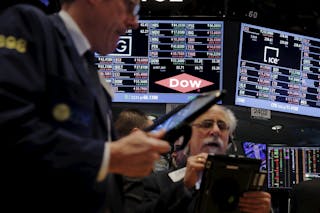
[267,145,320,190]
[242,141,267,171]
[95,19,223,103]
[235,23,320,118]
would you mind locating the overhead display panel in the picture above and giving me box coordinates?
[235,23,320,118]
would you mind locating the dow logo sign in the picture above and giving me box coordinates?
[155,73,214,93]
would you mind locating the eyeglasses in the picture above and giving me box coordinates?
[191,120,229,131]
[125,0,140,19]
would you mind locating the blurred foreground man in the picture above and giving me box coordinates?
[0,0,170,212]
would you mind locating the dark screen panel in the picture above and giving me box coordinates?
[235,23,320,118]
[0,0,60,13]
[267,145,320,190]
[95,19,223,103]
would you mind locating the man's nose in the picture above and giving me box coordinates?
[126,16,139,30]
[208,123,220,135]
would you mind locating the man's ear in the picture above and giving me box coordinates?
[227,134,238,153]
[130,127,140,133]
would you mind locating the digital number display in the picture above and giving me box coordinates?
[236,23,320,118]
[95,20,223,103]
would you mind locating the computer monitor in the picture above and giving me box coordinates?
[267,145,320,190]
[95,19,223,103]
[0,0,60,13]
[242,141,267,171]
[235,22,320,118]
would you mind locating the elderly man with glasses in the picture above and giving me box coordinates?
[0,0,170,213]
[126,105,272,213]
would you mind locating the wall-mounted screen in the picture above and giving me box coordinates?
[242,141,267,171]
[235,23,320,118]
[267,145,320,190]
[96,19,223,103]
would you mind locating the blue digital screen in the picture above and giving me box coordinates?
[242,141,267,171]
[39,0,49,6]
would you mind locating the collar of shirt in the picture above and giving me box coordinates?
[58,10,114,98]
[58,10,91,56]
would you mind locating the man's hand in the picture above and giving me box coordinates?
[239,191,272,213]
[183,153,208,189]
[108,130,170,177]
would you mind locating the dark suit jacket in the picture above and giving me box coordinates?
[124,170,195,213]
[290,179,320,213]
[0,4,122,213]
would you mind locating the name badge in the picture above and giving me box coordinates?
[168,167,186,182]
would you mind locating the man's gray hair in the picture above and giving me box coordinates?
[218,105,237,135]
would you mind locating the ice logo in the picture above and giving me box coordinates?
[264,46,280,64]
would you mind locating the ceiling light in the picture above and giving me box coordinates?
[272,125,283,133]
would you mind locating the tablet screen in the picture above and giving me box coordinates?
[150,90,225,132]
[146,90,226,145]
[196,154,264,213]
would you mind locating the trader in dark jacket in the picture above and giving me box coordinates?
[290,179,320,213]
[126,105,272,213]
[0,1,170,213]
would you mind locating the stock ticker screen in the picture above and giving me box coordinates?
[235,23,320,118]
[95,19,223,103]
[267,145,320,190]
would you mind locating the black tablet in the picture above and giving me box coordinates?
[145,89,226,147]
[195,154,266,213]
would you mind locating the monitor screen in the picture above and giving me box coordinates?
[242,141,267,171]
[95,19,223,103]
[267,145,320,190]
[235,23,320,118]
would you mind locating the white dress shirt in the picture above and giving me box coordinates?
[58,10,111,182]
